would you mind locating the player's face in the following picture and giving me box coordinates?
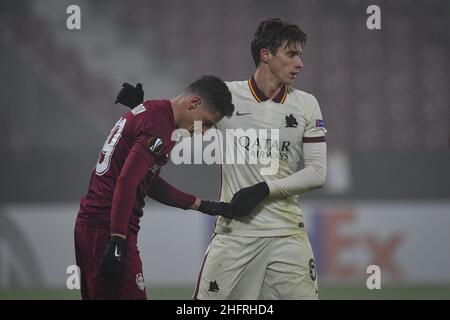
[189,107,222,135]
[268,41,303,86]
[181,99,223,136]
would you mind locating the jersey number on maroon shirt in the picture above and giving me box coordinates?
[96,117,127,176]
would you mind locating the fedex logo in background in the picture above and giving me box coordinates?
[307,209,404,281]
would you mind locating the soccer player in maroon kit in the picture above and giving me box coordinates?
[75,76,236,299]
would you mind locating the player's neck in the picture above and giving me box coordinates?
[170,96,186,128]
[253,68,284,99]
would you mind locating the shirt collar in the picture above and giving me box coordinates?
[248,76,288,104]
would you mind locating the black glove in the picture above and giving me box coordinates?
[114,82,144,108]
[230,182,269,217]
[198,200,235,219]
[99,235,126,283]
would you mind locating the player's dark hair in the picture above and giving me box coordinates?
[186,75,234,117]
[251,18,307,67]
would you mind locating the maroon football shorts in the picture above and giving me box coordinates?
[74,223,147,300]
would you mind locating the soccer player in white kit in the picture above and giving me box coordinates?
[193,18,327,300]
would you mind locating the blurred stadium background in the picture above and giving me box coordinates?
[1,0,449,299]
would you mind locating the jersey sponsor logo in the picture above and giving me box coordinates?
[315,119,325,128]
[236,111,252,116]
[136,273,145,291]
[148,136,164,155]
[285,114,298,128]
[238,136,290,161]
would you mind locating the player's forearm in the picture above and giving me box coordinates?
[147,176,197,209]
[110,177,140,236]
[266,142,327,197]
[148,180,233,217]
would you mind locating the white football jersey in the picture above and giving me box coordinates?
[214,78,327,237]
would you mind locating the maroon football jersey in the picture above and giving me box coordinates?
[77,100,176,234]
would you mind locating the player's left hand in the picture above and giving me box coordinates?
[99,235,126,283]
[230,182,269,217]
[114,82,144,108]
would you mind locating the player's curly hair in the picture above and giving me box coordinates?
[251,18,307,67]
[186,75,235,117]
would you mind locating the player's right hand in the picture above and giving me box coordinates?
[229,182,269,217]
[198,200,235,219]
[114,82,144,108]
[99,235,126,283]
